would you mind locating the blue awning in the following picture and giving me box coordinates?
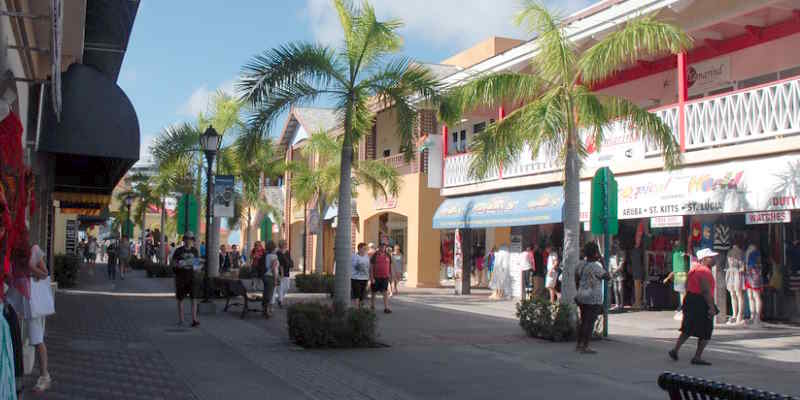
[432,186,564,229]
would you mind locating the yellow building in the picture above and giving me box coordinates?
[280,37,523,287]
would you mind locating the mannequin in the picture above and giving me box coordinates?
[744,242,764,326]
[726,240,745,325]
[490,244,510,300]
[630,241,645,309]
[663,240,687,320]
[609,240,625,310]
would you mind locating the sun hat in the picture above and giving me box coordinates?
[696,248,718,260]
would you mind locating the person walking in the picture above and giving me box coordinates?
[276,240,293,308]
[87,237,97,265]
[351,243,370,308]
[218,244,231,274]
[370,244,392,313]
[575,242,609,354]
[171,232,200,327]
[106,239,117,281]
[390,245,404,296]
[117,235,131,280]
[669,248,718,366]
[6,243,52,392]
[250,241,265,269]
[261,241,279,318]
[230,244,242,271]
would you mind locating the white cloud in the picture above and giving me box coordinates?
[303,0,594,52]
[178,79,237,117]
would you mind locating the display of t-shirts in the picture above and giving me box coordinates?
[713,224,731,251]
[671,245,687,292]
[699,223,714,250]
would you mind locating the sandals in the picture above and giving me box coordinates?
[691,358,712,366]
[33,375,52,392]
[384,309,392,314]
[668,350,678,361]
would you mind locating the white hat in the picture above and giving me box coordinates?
[696,248,718,260]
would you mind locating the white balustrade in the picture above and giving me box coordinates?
[685,78,800,150]
[443,153,500,187]
[503,144,560,178]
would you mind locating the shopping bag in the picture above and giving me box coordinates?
[29,277,55,318]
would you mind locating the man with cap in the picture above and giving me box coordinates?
[171,231,200,327]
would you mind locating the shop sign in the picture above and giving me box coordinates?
[688,56,731,97]
[579,155,800,221]
[583,120,647,168]
[375,194,398,210]
[510,234,523,252]
[746,211,791,225]
[650,216,683,228]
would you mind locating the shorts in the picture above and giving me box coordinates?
[745,267,763,291]
[26,317,45,345]
[175,269,195,300]
[372,278,389,293]
[351,279,368,301]
[726,268,744,291]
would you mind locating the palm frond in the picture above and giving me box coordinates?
[238,41,345,107]
[515,0,576,86]
[578,15,692,85]
[603,95,682,169]
[438,72,547,126]
[343,0,403,80]
[244,81,328,139]
[354,159,401,198]
[150,122,202,168]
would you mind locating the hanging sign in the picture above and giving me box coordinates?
[213,175,235,218]
[746,211,791,225]
[688,56,731,96]
[651,216,683,228]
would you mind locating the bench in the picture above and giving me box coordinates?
[658,372,798,400]
[214,278,264,319]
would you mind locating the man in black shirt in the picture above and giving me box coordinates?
[171,232,200,327]
[276,240,293,308]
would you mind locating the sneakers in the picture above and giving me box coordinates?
[33,375,52,392]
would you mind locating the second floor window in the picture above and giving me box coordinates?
[452,129,467,153]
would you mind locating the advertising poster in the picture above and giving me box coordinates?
[213,175,235,218]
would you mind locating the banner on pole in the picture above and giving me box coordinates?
[213,175,235,218]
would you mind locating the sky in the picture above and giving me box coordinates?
[119,0,594,165]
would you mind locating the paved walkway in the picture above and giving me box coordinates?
[29,265,800,399]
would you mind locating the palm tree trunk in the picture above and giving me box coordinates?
[333,134,354,312]
[160,197,166,264]
[560,139,581,321]
[315,196,326,274]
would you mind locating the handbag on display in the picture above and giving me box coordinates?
[29,276,55,318]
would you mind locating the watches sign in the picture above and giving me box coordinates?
[746,211,791,225]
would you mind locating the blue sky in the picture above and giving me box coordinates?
[119,0,592,164]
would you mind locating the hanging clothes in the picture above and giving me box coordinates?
[1,311,17,400]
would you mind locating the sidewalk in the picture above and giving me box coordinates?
[34,265,800,399]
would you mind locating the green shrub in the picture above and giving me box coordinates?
[516,298,575,342]
[53,254,80,288]
[294,274,334,296]
[144,262,174,278]
[287,303,377,348]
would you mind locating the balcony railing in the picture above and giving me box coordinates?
[442,76,800,188]
[377,152,421,175]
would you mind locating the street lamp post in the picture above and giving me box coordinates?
[124,195,134,238]
[199,126,220,304]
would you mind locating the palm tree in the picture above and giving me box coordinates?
[291,130,400,274]
[116,172,160,254]
[439,2,691,307]
[238,0,440,310]
[151,91,244,276]
[233,128,287,252]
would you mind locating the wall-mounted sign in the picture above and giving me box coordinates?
[746,211,791,225]
[375,194,398,210]
[510,234,523,253]
[651,216,683,228]
[688,56,731,96]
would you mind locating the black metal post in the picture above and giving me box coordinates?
[203,151,215,302]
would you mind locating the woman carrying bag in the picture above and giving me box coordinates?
[6,243,53,392]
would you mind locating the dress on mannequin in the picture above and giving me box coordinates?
[744,244,764,325]
[726,244,745,324]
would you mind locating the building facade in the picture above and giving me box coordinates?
[1,0,140,265]
[432,0,800,320]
